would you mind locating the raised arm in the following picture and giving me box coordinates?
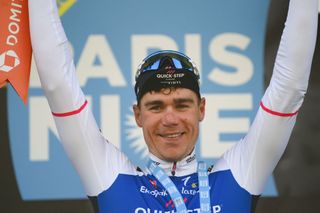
[29,0,135,196]
[262,0,318,113]
[220,0,318,195]
[29,0,84,112]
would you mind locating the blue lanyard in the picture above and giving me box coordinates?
[197,161,211,212]
[148,160,211,213]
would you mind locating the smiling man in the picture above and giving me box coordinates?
[134,87,205,163]
[133,53,206,164]
[28,0,318,212]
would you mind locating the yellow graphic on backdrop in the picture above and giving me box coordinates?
[57,0,77,16]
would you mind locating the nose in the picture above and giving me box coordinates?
[162,108,179,126]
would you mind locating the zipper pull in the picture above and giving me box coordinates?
[171,162,177,176]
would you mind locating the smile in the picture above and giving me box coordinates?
[159,132,184,138]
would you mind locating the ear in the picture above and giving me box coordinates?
[133,104,143,127]
[199,97,206,122]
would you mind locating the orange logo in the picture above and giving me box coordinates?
[0,0,32,104]
[0,50,20,72]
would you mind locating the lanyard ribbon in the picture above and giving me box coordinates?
[148,160,211,213]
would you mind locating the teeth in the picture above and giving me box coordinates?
[162,133,182,138]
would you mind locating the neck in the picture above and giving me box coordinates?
[148,150,197,177]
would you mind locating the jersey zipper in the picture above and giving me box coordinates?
[171,161,177,176]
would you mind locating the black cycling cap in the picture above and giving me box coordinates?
[134,50,200,102]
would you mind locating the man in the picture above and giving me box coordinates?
[29,0,318,212]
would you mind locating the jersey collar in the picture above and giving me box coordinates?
[148,149,197,177]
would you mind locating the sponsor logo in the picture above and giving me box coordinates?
[186,154,196,164]
[160,80,181,85]
[156,73,184,79]
[0,50,20,72]
[164,65,176,74]
[140,186,168,198]
[181,187,198,195]
[0,0,23,73]
[181,176,197,189]
[156,65,185,85]
[6,0,22,47]
[134,205,222,213]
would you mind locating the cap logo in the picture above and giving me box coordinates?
[156,72,185,80]
[165,65,176,74]
[156,66,185,80]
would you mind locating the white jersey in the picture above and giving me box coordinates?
[28,0,318,212]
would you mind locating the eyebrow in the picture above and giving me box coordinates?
[173,98,195,105]
[144,100,164,108]
[143,98,195,108]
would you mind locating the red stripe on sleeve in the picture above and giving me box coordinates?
[260,101,298,117]
[52,100,88,117]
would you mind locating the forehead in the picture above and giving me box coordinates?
[140,88,199,105]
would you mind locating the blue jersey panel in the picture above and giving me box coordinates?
[97,170,253,213]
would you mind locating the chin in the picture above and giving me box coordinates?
[161,152,185,162]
